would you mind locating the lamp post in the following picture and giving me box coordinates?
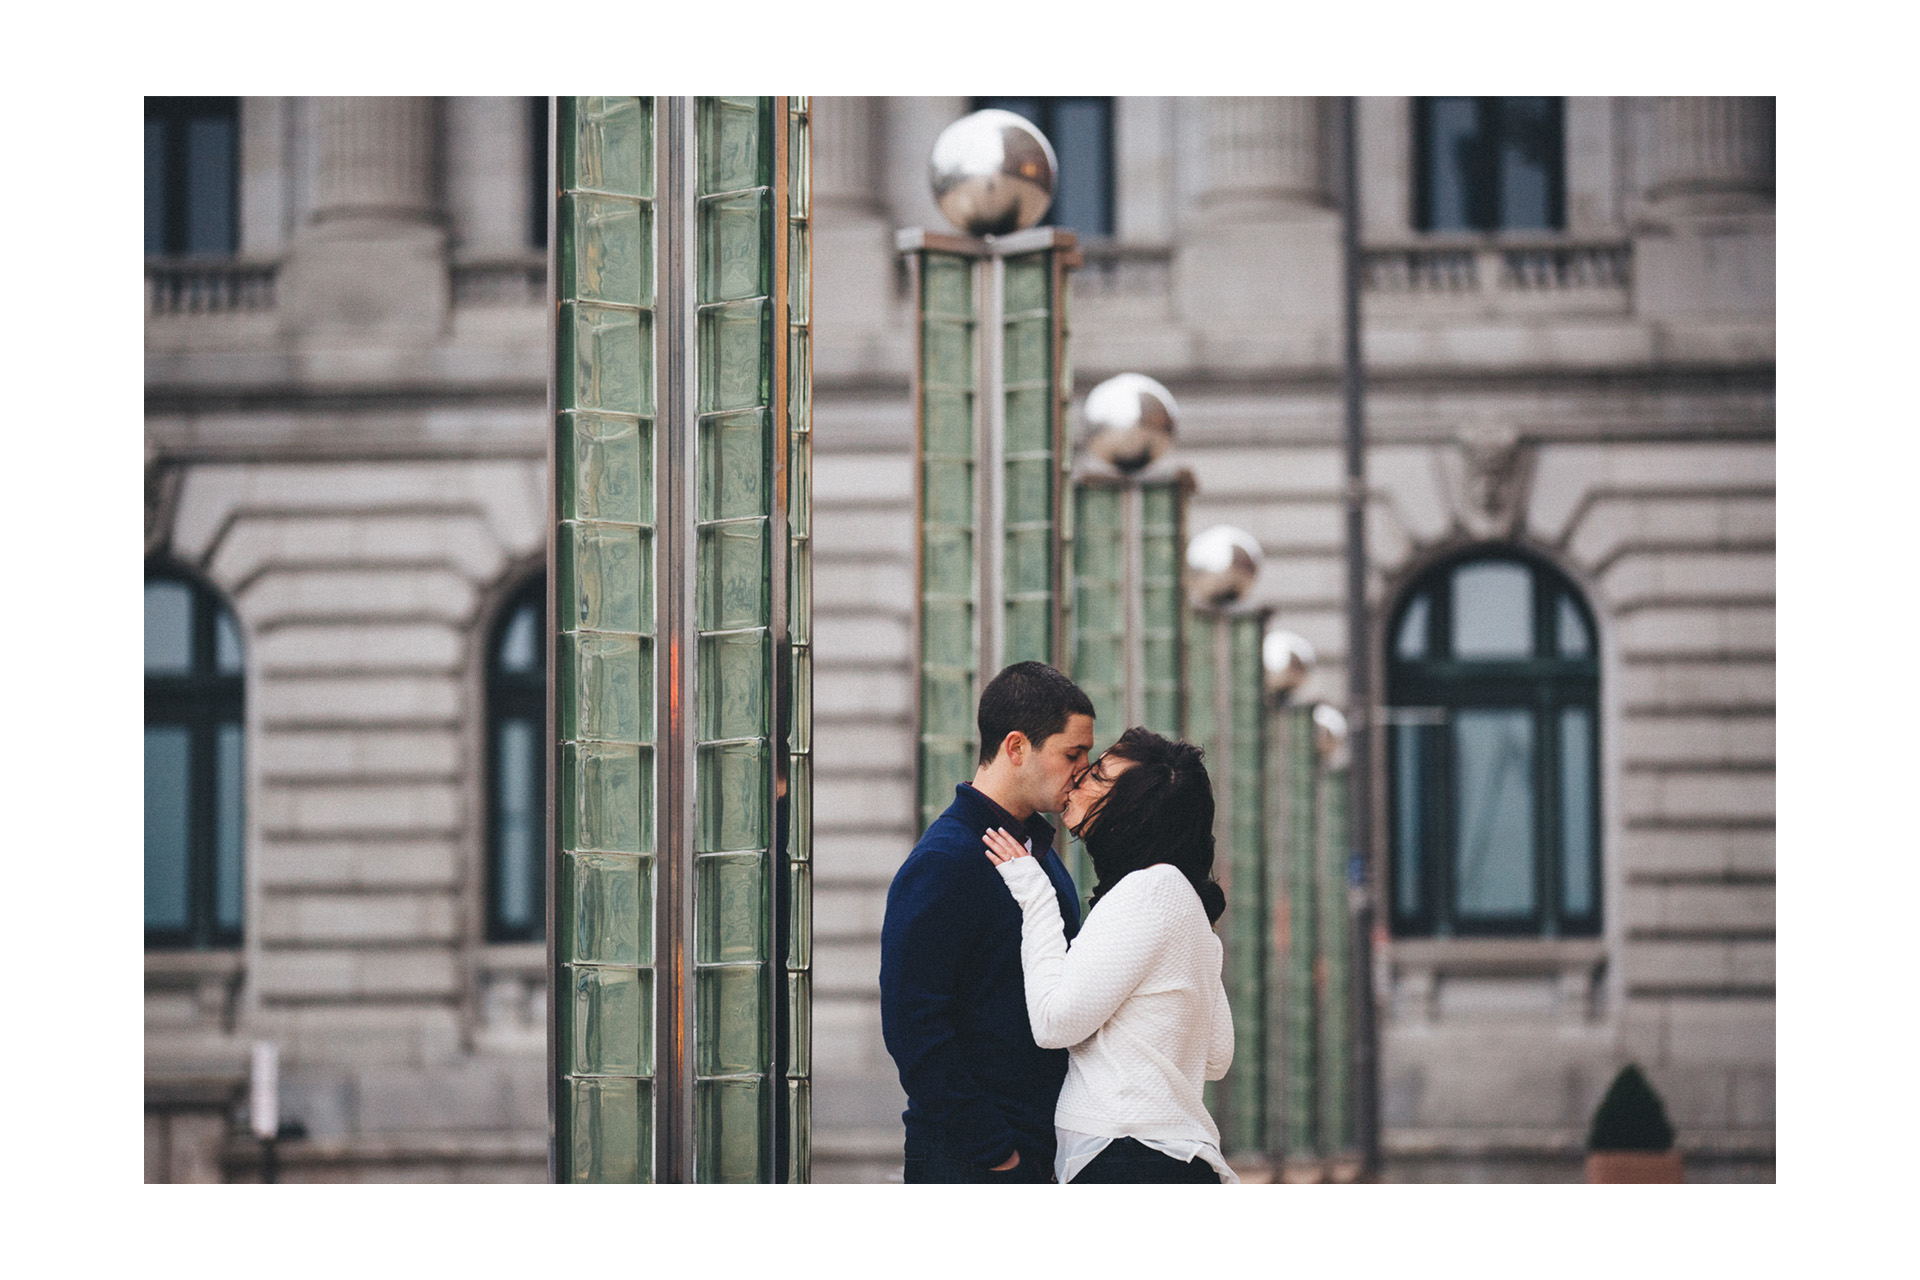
[901,110,1080,832]
[1184,525,1270,1158]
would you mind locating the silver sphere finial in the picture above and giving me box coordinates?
[1313,704,1350,764]
[1186,525,1263,610]
[929,110,1057,237]
[1262,628,1317,697]
[1083,373,1178,473]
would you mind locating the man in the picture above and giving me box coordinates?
[880,661,1096,1183]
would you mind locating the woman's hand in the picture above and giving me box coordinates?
[982,826,1031,866]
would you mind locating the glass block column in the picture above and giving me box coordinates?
[549,96,810,1185]
[1183,606,1269,1156]
[1317,757,1355,1160]
[1279,701,1319,1165]
[1067,471,1191,904]
[899,227,1078,830]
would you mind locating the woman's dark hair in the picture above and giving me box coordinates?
[1077,727,1225,924]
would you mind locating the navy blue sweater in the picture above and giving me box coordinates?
[880,783,1083,1169]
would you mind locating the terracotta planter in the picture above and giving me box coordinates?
[1585,1150,1683,1183]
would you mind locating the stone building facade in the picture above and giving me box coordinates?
[145,96,1773,1182]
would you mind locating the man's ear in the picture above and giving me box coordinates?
[1002,731,1029,766]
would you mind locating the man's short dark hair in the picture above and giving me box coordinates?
[976,662,1095,765]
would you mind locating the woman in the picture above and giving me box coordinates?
[982,726,1236,1184]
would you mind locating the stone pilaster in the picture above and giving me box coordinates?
[814,96,903,380]
[1649,97,1774,210]
[1176,96,1341,369]
[1634,97,1774,327]
[281,96,449,349]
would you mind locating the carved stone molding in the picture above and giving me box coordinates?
[1648,97,1774,208]
[1439,419,1535,540]
[145,437,181,561]
[1197,96,1331,215]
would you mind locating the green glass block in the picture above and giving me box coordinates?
[698,190,769,304]
[788,221,809,324]
[1141,482,1178,527]
[922,253,973,318]
[696,739,768,853]
[563,851,651,968]
[1142,584,1182,635]
[1074,634,1122,691]
[923,318,973,390]
[786,1079,810,1183]
[786,750,812,863]
[788,326,811,433]
[565,964,651,1076]
[788,429,811,538]
[560,412,650,526]
[1143,633,1180,685]
[788,539,812,644]
[921,600,974,667]
[696,965,767,1076]
[923,390,974,457]
[698,96,767,195]
[696,1077,765,1183]
[1075,493,1121,579]
[921,668,975,738]
[789,112,809,220]
[1142,686,1180,738]
[1006,526,1052,596]
[1003,253,1049,314]
[786,968,811,1072]
[697,852,766,964]
[923,526,974,599]
[566,97,652,199]
[1006,458,1052,525]
[1078,583,1119,634]
[562,193,650,307]
[920,738,976,816]
[1004,597,1051,665]
[1003,316,1051,385]
[561,742,651,854]
[922,458,974,528]
[697,299,769,414]
[561,631,650,745]
[1004,387,1052,454]
[565,1077,648,1184]
[560,522,649,634]
[560,303,651,416]
[1143,532,1180,583]
[698,409,769,522]
[788,647,812,753]
[696,519,769,631]
[787,865,812,971]
[698,629,768,742]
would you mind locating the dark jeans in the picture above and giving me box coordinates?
[903,1132,1052,1184]
[1069,1136,1221,1184]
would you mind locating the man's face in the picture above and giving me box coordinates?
[1021,713,1095,816]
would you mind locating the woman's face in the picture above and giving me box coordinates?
[1062,751,1137,835]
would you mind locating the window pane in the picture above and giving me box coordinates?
[185,116,235,254]
[1394,592,1430,659]
[1497,97,1559,231]
[1557,593,1591,658]
[146,726,192,932]
[499,601,540,673]
[1052,99,1111,237]
[146,120,166,255]
[1423,98,1482,232]
[216,723,245,935]
[215,608,244,674]
[1392,724,1424,919]
[146,581,193,673]
[1559,708,1595,918]
[1452,709,1536,918]
[1452,561,1533,659]
[497,718,542,933]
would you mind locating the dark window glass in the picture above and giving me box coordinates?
[489,578,547,942]
[146,97,239,256]
[1414,97,1564,233]
[971,97,1114,238]
[145,569,245,949]
[1386,550,1599,938]
[529,97,550,250]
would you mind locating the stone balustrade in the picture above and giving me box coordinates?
[146,257,278,316]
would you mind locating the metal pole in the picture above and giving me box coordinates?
[1339,95,1381,1181]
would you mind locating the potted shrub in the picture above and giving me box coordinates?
[1585,1063,1682,1183]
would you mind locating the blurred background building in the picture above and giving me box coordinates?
[144,95,1773,1182]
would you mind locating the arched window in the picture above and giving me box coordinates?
[1387,549,1599,938]
[146,570,245,949]
[488,577,547,942]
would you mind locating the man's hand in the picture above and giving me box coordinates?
[990,1149,1021,1171]
[982,827,1031,866]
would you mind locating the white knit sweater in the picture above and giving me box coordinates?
[995,857,1234,1157]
